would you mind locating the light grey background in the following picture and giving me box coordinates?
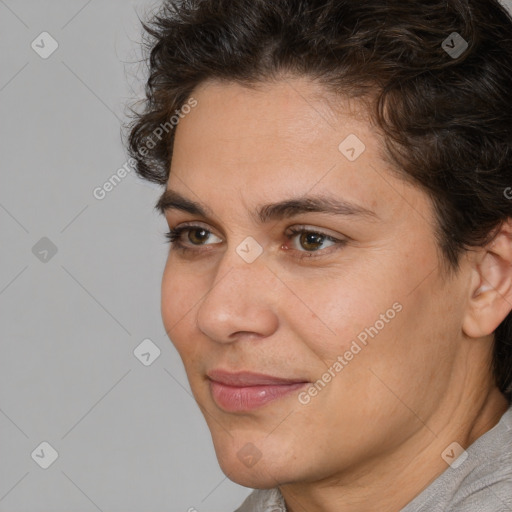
[0,1,251,511]
[1,1,511,511]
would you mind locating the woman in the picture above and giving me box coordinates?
[127,0,512,510]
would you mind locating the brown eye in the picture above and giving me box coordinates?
[299,232,326,251]
[187,228,211,245]
[286,228,339,253]
[164,225,222,250]
[283,227,347,260]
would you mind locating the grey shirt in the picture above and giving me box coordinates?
[235,404,512,512]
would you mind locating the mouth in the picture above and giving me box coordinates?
[207,370,309,412]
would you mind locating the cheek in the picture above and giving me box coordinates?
[161,260,201,355]
[278,267,401,366]
[280,249,450,389]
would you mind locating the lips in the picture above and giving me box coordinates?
[207,370,309,412]
[208,370,307,386]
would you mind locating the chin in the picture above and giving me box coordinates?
[219,455,290,489]
[225,465,281,489]
[210,433,301,489]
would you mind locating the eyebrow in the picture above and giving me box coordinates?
[155,189,377,223]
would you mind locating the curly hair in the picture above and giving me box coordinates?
[127,0,512,401]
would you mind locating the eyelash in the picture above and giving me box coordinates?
[164,225,347,260]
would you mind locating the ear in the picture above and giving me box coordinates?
[463,219,512,338]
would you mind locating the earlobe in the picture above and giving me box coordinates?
[462,220,512,338]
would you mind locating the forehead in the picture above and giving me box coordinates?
[167,77,429,228]
[179,77,371,147]
[173,80,375,182]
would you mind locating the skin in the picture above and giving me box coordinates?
[159,76,511,512]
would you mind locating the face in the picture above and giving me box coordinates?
[160,77,472,487]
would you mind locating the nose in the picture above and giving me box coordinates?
[195,250,279,344]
